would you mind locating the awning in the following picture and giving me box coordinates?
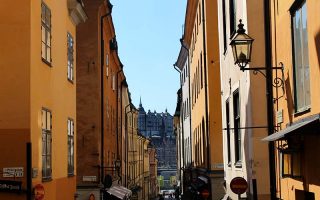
[262,114,320,141]
[106,185,132,200]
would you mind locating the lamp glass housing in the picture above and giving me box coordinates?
[230,21,254,70]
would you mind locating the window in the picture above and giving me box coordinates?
[282,150,301,178]
[42,108,52,180]
[112,74,116,91]
[229,0,236,36]
[226,100,231,165]
[67,118,74,176]
[222,0,227,52]
[233,90,241,165]
[67,33,74,81]
[200,53,203,89]
[106,54,109,77]
[41,3,51,64]
[291,1,310,112]
[199,3,201,25]
[201,118,205,165]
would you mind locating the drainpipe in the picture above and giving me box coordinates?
[201,0,210,170]
[116,69,123,161]
[264,0,277,198]
[180,39,192,168]
[173,64,184,189]
[125,104,132,187]
[132,110,135,185]
[100,1,113,188]
[26,143,32,200]
[119,79,126,184]
[173,63,185,186]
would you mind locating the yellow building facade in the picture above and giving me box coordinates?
[0,0,86,199]
[124,106,150,200]
[263,0,320,199]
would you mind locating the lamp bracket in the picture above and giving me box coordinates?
[241,63,285,102]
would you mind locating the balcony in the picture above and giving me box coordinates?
[67,0,88,25]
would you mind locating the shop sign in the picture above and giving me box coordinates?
[34,184,45,200]
[230,177,248,195]
[3,167,24,178]
[212,163,224,169]
[0,180,22,192]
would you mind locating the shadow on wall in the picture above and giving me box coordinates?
[315,29,320,67]
[285,72,294,124]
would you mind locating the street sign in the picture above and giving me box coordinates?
[0,180,22,192]
[3,167,24,178]
[230,177,248,195]
[34,184,45,200]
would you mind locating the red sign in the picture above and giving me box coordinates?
[201,189,210,199]
[230,177,248,195]
[34,184,45,200]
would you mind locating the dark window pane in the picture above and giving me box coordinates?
[292,1,310,111]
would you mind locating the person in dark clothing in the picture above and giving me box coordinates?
[158,194,164,200]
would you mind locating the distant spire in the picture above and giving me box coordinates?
[139,96,142,107]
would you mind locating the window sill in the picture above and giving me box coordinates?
[282,175,302,180]
[234,161,242,168]
[42,177,52,182]
[68,173,75,177]
[294,107,311,117]
[42,58,52,67]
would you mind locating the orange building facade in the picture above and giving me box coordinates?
[0,0,86,199]
[76,0,125,199]
[263,0,320,199]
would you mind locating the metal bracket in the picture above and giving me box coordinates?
[242,62,285,102]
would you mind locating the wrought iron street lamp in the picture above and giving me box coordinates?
[229,19,284,200]
[230,20,254,71]
[114,159,121,170]
[230,20,284,84]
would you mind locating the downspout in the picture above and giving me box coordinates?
[116,69,123,161]
[26,143,32,200]
[142,138,145,200]
[100,1,112,186]
[119,79,125,184]
[180,39,192,168]
[173,64,184,189]
[125,104,132,187]
[201,0,210,170]
[264,0,277,198]
[132,109,135,184]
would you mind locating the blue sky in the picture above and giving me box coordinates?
[112,0,187,114]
